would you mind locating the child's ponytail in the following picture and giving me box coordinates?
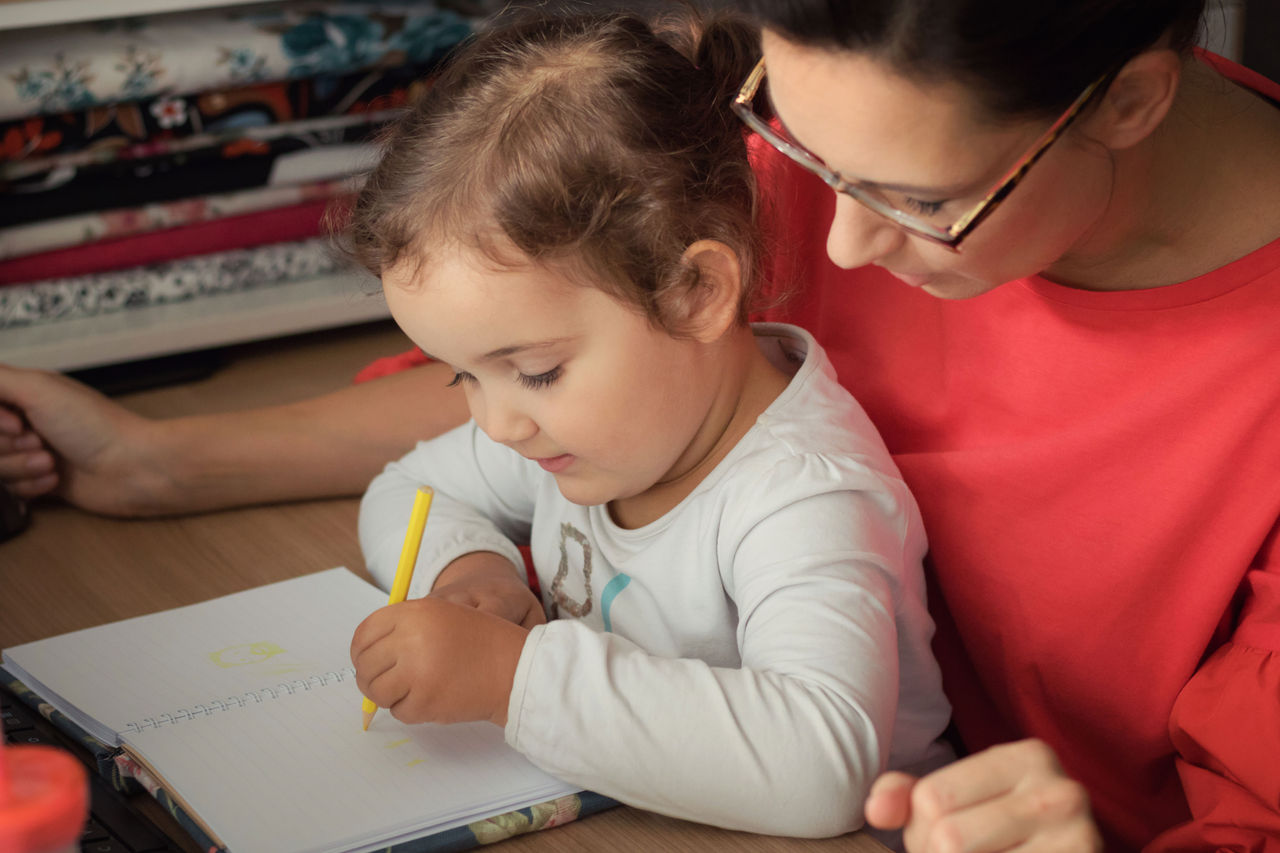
[691,13,764,127]
[654,7,761,117]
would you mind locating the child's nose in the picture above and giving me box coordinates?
[472,392,537,447]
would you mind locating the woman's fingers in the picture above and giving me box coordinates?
[869,740,1103,853]
[865,771,916,829]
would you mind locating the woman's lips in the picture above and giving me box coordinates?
[886,270,933,288]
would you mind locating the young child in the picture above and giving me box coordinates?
[346,10,950,838]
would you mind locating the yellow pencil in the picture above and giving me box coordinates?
[362,485,434,731]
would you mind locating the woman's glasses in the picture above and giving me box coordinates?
[732,58,1109,251]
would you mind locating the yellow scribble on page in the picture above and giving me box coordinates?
[209,642,287,667]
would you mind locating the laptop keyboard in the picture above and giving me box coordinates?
[2,682,188,853]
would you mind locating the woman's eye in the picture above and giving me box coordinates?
[905,197,946,216]
[446,371,476,388]
[518,366,562,390]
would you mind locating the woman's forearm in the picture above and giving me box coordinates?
[145,362,470,514]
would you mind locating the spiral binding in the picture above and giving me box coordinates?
[121,667,355,735]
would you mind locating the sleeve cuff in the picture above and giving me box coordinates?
[504,623,547,750]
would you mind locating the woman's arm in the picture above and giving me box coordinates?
[0,360,469,516]
[1154,528,1280,850]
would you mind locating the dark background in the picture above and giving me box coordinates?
[509,0,1278,80]
[1240,0,1279,80]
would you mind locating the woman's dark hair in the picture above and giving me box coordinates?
[730,0,1208,118]
[340,8,765,332]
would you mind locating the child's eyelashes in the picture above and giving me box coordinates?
[445,367,563,390]
[518,366,563,390]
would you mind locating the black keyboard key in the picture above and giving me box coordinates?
[7,728,62,747]
[2,691,37,733]
[81,840,130,853]
[80,818,112,843]
[2,705,31,732]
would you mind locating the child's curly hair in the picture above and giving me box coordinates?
[339,8,765,334]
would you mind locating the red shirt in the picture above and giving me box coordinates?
[756,55,1280,852]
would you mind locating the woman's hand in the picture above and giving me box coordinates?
[0,364,166,515]
[865,739,1104,852]
[0,358,470,517]
[351,595,530,726]
[430,551,547,629]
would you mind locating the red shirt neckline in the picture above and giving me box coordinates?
[1018,50,1280,312]
[1020,235,1280,311]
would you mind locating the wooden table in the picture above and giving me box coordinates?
[0,321,888,853]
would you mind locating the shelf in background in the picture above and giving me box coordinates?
[0,0,277,29]
[0,271,389,371]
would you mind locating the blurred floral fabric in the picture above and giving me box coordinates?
[0,2,470,121]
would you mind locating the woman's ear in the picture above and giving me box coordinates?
[669,240,744,342]
[1083,48,1182,151]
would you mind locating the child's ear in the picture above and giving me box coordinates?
[1080,47,1181,152]
[671,240,743,343]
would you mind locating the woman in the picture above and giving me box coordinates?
[3,0,1278,849]
[728,0,1280,850]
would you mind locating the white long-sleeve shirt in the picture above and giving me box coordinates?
[359,323,951,837]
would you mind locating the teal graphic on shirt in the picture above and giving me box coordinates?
[600,574,632,633]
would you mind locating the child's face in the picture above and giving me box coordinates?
[383,248,717,508]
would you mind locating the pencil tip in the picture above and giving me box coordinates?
[362,709,375,731]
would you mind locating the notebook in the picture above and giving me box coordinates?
[1,568,607,853]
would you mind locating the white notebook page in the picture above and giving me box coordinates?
[127,676,575,853]
[3,568,380,744]
[2,567,577,853]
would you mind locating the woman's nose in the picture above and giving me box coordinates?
[825,193,906,269]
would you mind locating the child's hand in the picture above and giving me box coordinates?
[430,551,547,629]
[351,596,530,726]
